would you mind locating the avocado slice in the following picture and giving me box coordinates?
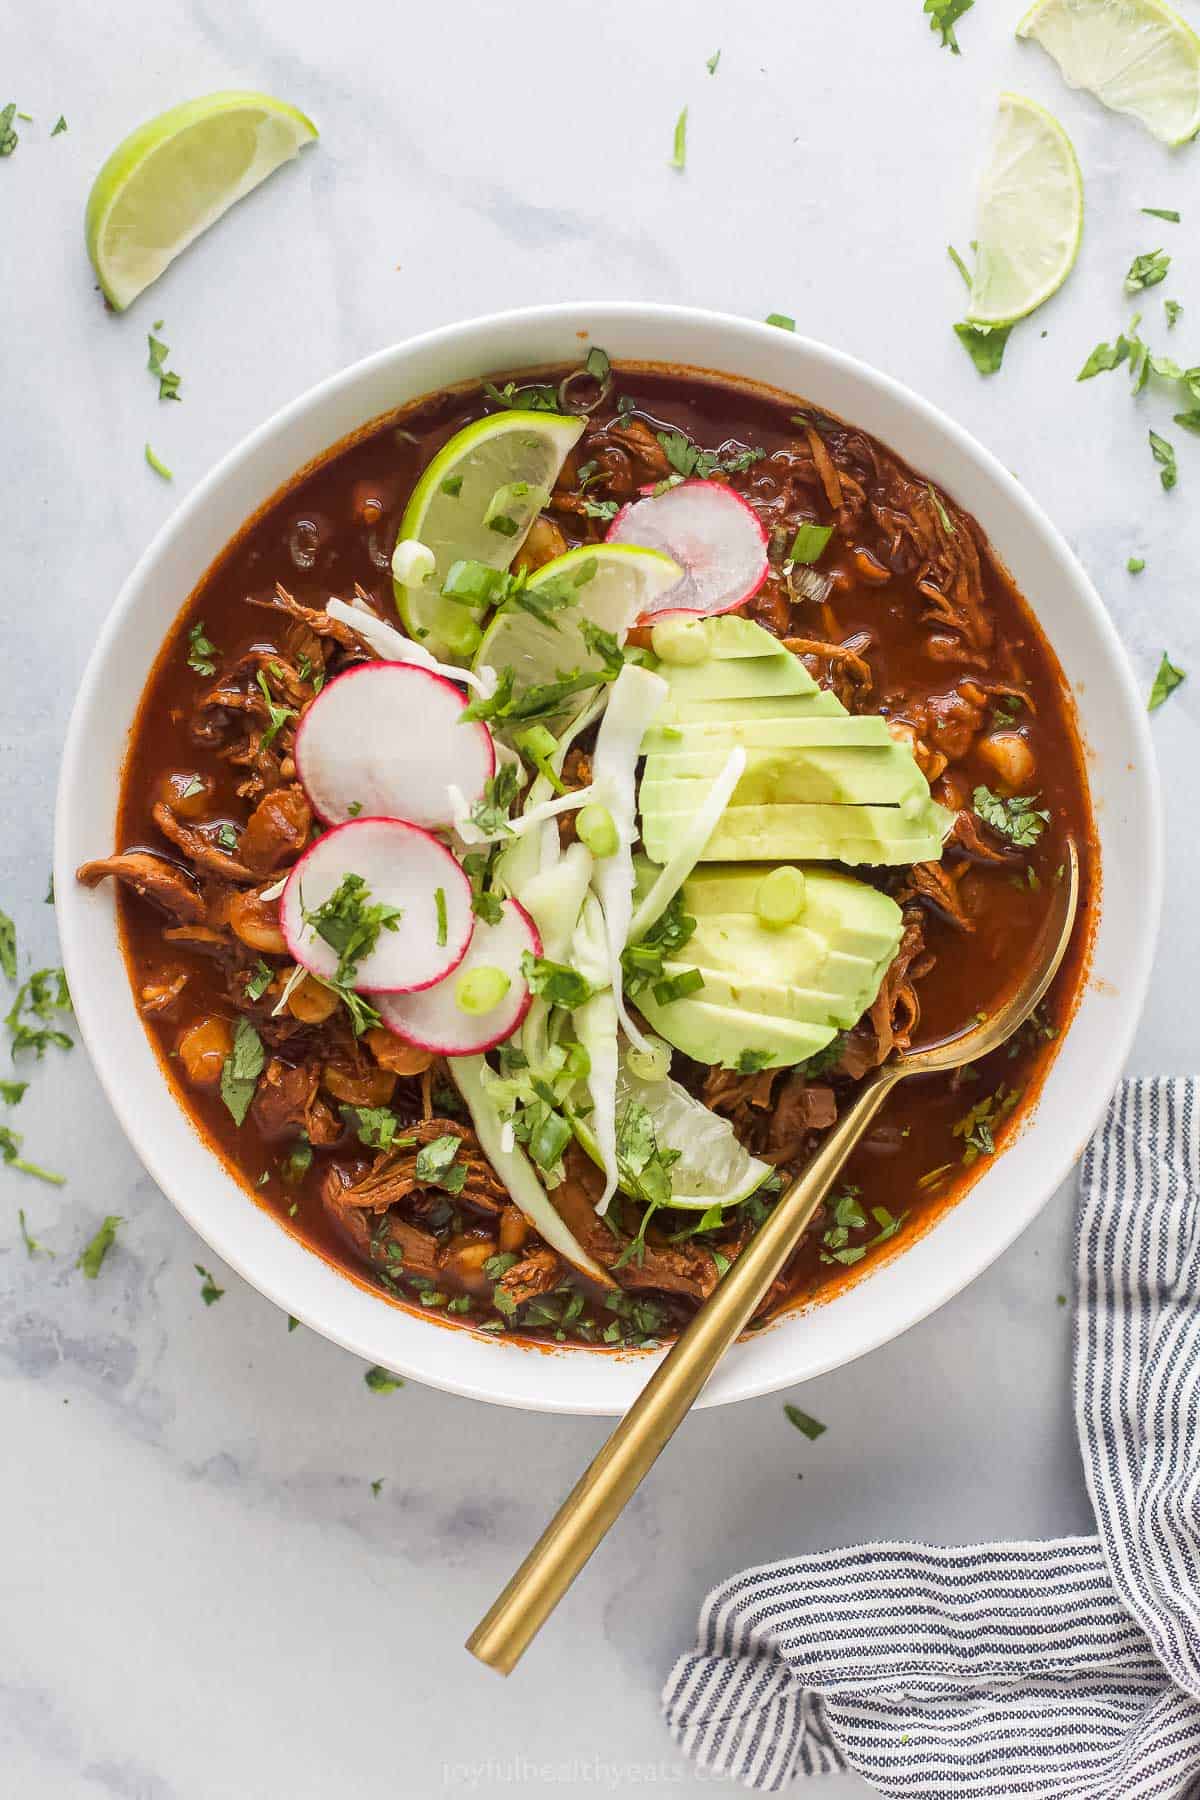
[639,617,949,869]
[636,991,838,1071]
[633,862,904,1071]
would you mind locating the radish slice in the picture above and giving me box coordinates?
[606,479,769,620]
[294,662,494,830]
[280,818,473,994]
[376,898,540,1055]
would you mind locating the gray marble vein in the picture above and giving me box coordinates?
[1,0,1194,1792]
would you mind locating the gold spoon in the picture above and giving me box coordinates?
[468,839,1080,1675]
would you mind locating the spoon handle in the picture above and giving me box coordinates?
[466,1062,900,1675]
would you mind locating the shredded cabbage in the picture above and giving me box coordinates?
[449,1054,612,1284]
[628,745,746,942]
[518,843,594,1069]
[588,663,669,1053]
[326,596,496,697]
[573,989,620,1213]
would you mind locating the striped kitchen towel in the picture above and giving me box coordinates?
[662,1078,1200,1796]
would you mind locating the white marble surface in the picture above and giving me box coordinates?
[2,0,1197,1793]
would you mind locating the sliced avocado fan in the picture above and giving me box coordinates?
[639,616,952,865]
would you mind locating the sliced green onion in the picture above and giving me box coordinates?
[456,965,512,1015]
[766,313,795,331]
[517,723,568,795]
[562,1041,592,1081]
[755,866,807,929]
[391,538,436,586]
[576,803,618,859]
[626,1035,671,1082]
[442,559,509,606]
[788,522,833,565]
[145,442,173,480]
[653,968,704,1006]
[484,481,547,538]
[440,474,463,496]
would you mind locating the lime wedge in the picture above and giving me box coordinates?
[395,412,585,662]
[472,543,682,732]
[965,93,1083,328]
[86,92,318,311]
[1018,0,1200,145]
[573,1047,771,1211]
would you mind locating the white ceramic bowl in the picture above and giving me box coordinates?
[55,303,1162,1415]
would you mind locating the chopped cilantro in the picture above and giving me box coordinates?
[0,1124,65,1185]
[736,1050,774,1074]
[951,1085,1020,1164]
[582,497,619,522]
[6,967,72,1058]
[521,951,595,1009]
[216,823,239,853]
[195,1263,225,1305]
[1127,556,1146,574]
[371,1478,384,1497]
[973,785,1049,848]
[1125,249,1170,293]
[0,103,19,155]
[766,313,795,331]
[187,621,218,677]
[346,1107,410,1152]
[51,115,66,136]
[1165,300,1183,330]
[0,909,14,980]
[364,1365,403,1393]
[244,960,273,1001]
[77,1215,122,1279]
[655,430,765,483]
[0,1078,28,1104]
[669,106,687,172]
[706,49,721,73]
[924,0,973,52]
[1149,429,1177,491]
[621,893,697,998]
[219,1018,265,1126]
[179,775,205,800]
[414,1133,467,1195]
[18,1209,52,1257]
[798,1033,847,1078]
[462,850,504,926]
[1149,652,1186,713]
[1174,408,1200,433]
[279,1138,313,1185]
[783,1403,827,1439]
[954,321,1010,375]
[147,330,182,402]
[481,379,559,413]
[255,668,297,748]
[287,1314,299,1332]
[301,872,402,987]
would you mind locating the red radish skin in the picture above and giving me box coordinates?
[376,899,541,1056]
[294,661,494,829]
[280,817,473,995]
[607,479,768,621]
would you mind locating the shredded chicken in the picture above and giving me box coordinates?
[76,851,204,925]
[337,1119,507,1216]
[152,801,257,883]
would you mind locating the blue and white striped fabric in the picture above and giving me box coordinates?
[662,1078,1200,1795]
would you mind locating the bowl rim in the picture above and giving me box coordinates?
[54,301,1163,1414]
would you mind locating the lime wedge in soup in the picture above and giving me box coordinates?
[395,411,585,662]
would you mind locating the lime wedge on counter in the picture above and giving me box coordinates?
[573,1048,772,1212]
[966,93,1083,327]
[86,92,318,310]
[395,411,586,663]
[1018,0,1200,145]
[472,543,682,729]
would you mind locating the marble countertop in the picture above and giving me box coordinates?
[3,0,1196,1793]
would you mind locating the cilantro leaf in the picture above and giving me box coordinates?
[784,1403,827,1439]
[0,1124,65,1185]
[1166,300,1183,330]
[0,103,19,156]
[1142,208,1180,223]
[147,330,182,402]
[364,1365,403,1393]
[954,321,1010,375]
[78,1215,123,1279]
[924,0,973,54]
[195,1263,225,1305]
[187,621,218,677]
[0,909,15,981]
[1149,652,1186,713]
[6,967,72,1059]
[414,1133,467,1194]
[973,785,1049,848]
[220,1018,265,1126]
[521,952,595,1009]
[1149,429,1177,491]
[1125,249,1170,293]
[300,873,402,987]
